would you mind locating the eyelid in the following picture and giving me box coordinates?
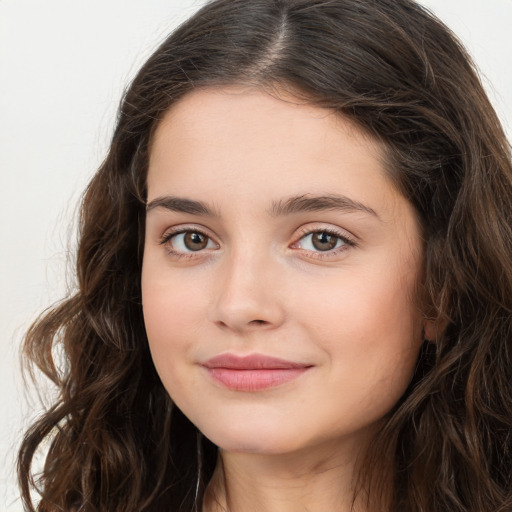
[159,225,213,244]
[157,223,356,260]
[159,225,220,256]
[290,224,357,257]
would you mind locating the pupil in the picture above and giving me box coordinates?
[184,232,207,251]
[312,232,337,251]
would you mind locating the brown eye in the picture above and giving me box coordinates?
[183,232,209,251]
[163,230,217,253]
[294,230,349,253]
[311,231,339,251]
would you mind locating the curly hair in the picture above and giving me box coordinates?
[18,0,512,511]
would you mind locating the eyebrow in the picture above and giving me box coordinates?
[146,196,219,217]
[269,194,379,219]
[146,193,379,219]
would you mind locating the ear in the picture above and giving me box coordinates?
[423,316,448,342]
[423,320,437,342]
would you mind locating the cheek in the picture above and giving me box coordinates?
[297,263,421,339]
[293,264,423,408]
[143,283,198,333]
[141,265,206,383]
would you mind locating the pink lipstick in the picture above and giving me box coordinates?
[201,354,311,391]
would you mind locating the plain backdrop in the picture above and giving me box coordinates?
[1,1,511,510]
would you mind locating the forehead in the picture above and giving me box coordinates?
[148,86,389,198]
[152,85,380,152]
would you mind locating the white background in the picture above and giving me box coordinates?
[1,1,511,510]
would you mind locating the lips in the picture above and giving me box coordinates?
[201,354,312,391]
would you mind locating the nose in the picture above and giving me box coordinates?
[211,248,286,333]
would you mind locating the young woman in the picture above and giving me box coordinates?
[18,0,512,511]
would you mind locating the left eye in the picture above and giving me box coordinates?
[167,231,217,252]
[296,231,347,252]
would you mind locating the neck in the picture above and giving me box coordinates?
[203,439,376,512]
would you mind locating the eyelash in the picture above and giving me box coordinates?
[292,227,356,259]
[159,226,356,260]
[159,227,216,260]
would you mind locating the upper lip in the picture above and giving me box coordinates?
[202,353,311,370]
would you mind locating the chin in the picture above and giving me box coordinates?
[199,420,302,455]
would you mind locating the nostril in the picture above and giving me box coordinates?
[250,319,267,326]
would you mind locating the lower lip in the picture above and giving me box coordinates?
[205,368,310,391]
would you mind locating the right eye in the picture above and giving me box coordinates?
[161,230,218,254]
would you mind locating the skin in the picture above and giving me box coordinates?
[142,86,427,512]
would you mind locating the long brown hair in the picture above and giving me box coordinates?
[18,0,512,510]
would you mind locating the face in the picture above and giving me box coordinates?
[142,87,425,456]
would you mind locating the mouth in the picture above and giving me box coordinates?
[201,353,313,391]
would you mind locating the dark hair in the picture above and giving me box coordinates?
[18,0,512,510]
